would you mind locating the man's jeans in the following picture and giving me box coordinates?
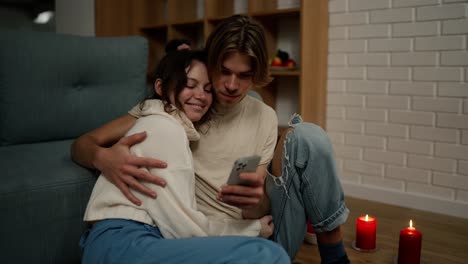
[266,114,349,258]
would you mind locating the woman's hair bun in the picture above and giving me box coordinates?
[165,39,192,53]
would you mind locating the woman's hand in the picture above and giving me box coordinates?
[258,215,274,238]
[95,132,168,206]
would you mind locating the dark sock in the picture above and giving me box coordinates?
[318,240,351,264]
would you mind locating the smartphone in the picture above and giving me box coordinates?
[226,155,261,186]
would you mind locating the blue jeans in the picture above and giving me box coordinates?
[79,219,289,264]
[266,114,349,258]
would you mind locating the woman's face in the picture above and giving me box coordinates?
[177,60,212,122]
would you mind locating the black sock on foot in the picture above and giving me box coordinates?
[318,240,350,264]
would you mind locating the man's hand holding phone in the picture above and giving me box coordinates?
[218,155,267,214]
[226,155,261,186]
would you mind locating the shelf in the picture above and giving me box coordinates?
[270,70,300,76]
[140,26,167,36]
[140,24,167,31]
[206,15,237,22]
[170,19,204,27]
[142,22,204,30]
[95,0,328,128]
[249,8,300,18]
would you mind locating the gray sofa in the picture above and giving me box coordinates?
[0,30,148,263]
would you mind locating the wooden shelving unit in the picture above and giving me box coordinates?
[95,0,328,128]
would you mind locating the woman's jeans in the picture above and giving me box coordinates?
[266,114,349,258]
[79,219,289,264]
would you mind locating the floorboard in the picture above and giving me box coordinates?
[293,196,468,264]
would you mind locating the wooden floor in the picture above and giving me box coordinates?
[293,196,468,264]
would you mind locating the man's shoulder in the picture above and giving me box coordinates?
[242,96,278,130]
[245,95,276,117]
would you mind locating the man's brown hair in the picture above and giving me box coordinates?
[205,15,272,88]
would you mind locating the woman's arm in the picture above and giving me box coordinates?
[130,116,268,238]
[71,114,168,206]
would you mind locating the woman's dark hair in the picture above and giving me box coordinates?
[141,41,214,127]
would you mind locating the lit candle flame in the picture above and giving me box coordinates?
[365,214,369,221]
[409,219,413,228]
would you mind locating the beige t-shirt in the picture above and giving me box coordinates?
[129,95,278,220]
[85,100,262,238]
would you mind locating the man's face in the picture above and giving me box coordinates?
[212,52,254,107]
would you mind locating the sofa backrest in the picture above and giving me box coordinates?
[0,30,148,146]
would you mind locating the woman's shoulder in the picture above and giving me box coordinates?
[138,99,167,116]
[136,113,183,131]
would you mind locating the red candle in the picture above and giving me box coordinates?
[355,214,377,250]
[307,220,315,234]
[398,220,422,264]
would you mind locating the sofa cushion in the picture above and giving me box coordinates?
[0,30,148,146]
[0,139,97,263]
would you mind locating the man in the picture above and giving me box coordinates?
[72,15,350,263]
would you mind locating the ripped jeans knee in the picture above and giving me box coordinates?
[266,113,349,233]
[265,114,303,199]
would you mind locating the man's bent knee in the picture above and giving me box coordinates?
[294,122,334,160]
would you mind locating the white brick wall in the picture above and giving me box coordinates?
[328,0,468,218]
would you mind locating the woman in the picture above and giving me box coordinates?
[80,47,284,264]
